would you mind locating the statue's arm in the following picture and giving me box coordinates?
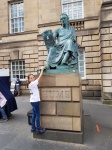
[53,29,59,40]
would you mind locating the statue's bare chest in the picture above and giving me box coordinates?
[58,28,69,37]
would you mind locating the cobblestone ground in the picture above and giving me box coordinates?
[0,96,112,150]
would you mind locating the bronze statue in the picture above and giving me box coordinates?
[42,13,79,72]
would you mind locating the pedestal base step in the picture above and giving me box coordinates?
[33,129,83,144]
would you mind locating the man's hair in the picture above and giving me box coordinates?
[60,13,69,20]
[16,75,19,78]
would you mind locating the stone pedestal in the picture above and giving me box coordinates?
[33,73,83,143]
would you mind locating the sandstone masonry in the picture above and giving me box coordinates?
[0,0,112,103]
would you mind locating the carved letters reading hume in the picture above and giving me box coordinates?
[40,88,71,101]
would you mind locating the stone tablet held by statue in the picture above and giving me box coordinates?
[42,30,55,50]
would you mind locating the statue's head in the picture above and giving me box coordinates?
[60,13,69,26]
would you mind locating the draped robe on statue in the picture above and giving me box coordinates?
[46,26,78,68]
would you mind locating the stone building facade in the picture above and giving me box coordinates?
[0,0,112,103]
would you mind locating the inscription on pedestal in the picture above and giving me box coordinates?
[40,88,71,101]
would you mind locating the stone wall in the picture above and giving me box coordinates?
[78,30,101,98]
[100,1,112,104]
[84,0,102,17]
[24,0,39,31]
[0,0,110,100]
[38,0,102,25]
[0,0,9,35]
[0,33,39,94]
[0,0,39,94]
[0,0,39,34]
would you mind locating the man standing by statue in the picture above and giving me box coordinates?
[42,13,79,71]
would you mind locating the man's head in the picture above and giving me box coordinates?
[16,75,19,78]
[60,13,69,26]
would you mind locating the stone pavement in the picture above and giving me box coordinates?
[0,96,112,150]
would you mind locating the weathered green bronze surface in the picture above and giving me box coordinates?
[37,66,78,75]
[41,13,79,74]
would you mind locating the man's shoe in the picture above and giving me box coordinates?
[3,119,8,122]
[8,114,12,119]
[36,128,46,134]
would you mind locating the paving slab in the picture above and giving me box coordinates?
[0,96,112,150]
[0,133,16,150]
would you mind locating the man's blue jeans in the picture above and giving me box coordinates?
[30,102,40,130]
[0,106,7,119]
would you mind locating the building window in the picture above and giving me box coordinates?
[62,0,84,20]
[10,1,24,33]
[11,60,25,80]
[78,49,86,79]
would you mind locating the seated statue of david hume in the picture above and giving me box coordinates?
[45,13,79,70]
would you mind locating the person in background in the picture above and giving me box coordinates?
[0,92,8,121]
[15,75,20,96]
[27,66,46,134]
